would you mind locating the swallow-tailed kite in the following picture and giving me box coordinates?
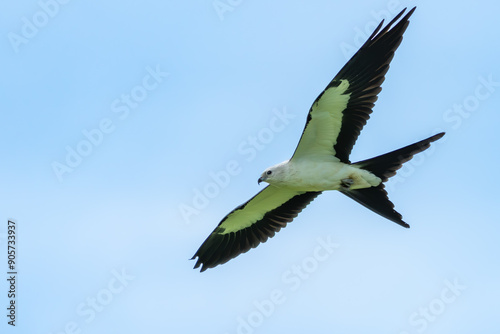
[192,7,444,272]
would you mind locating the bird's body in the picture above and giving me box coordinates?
[191,6,445,272]
[261,159,381,192]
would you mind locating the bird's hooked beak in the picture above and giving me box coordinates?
[258,176,264,185]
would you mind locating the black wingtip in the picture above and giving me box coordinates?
[191,253,211,272]
[192,259,207,272]
[401,221,410,229]
[431,132,446,141]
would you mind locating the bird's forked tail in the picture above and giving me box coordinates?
[341,132,445,227]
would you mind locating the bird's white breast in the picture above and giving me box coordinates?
[271,159,381,192]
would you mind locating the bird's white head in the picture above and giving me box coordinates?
[257,162,289,185]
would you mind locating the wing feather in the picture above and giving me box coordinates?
[291,7,416,163]
[192,186,321,271]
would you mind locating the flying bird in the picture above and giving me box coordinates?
[192,7,444,272]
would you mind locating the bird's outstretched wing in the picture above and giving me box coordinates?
[291,7,416,163]
[191,186,321,272]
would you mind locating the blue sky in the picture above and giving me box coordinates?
[1,0,499,333]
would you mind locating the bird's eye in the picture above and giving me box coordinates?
[266,170,272,175]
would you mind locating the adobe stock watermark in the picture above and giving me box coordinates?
[48,268,135,334]
[339,0,406,60]
[7,0,72,53]
[212,0,244,21]
[225,236,339,334]
[387,73,498,192]
[178,106,296,225]
[399,278,466,334]
[442,74,499,130]
[51,64,169,182]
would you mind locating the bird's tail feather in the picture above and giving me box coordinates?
[341,132,445,227]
